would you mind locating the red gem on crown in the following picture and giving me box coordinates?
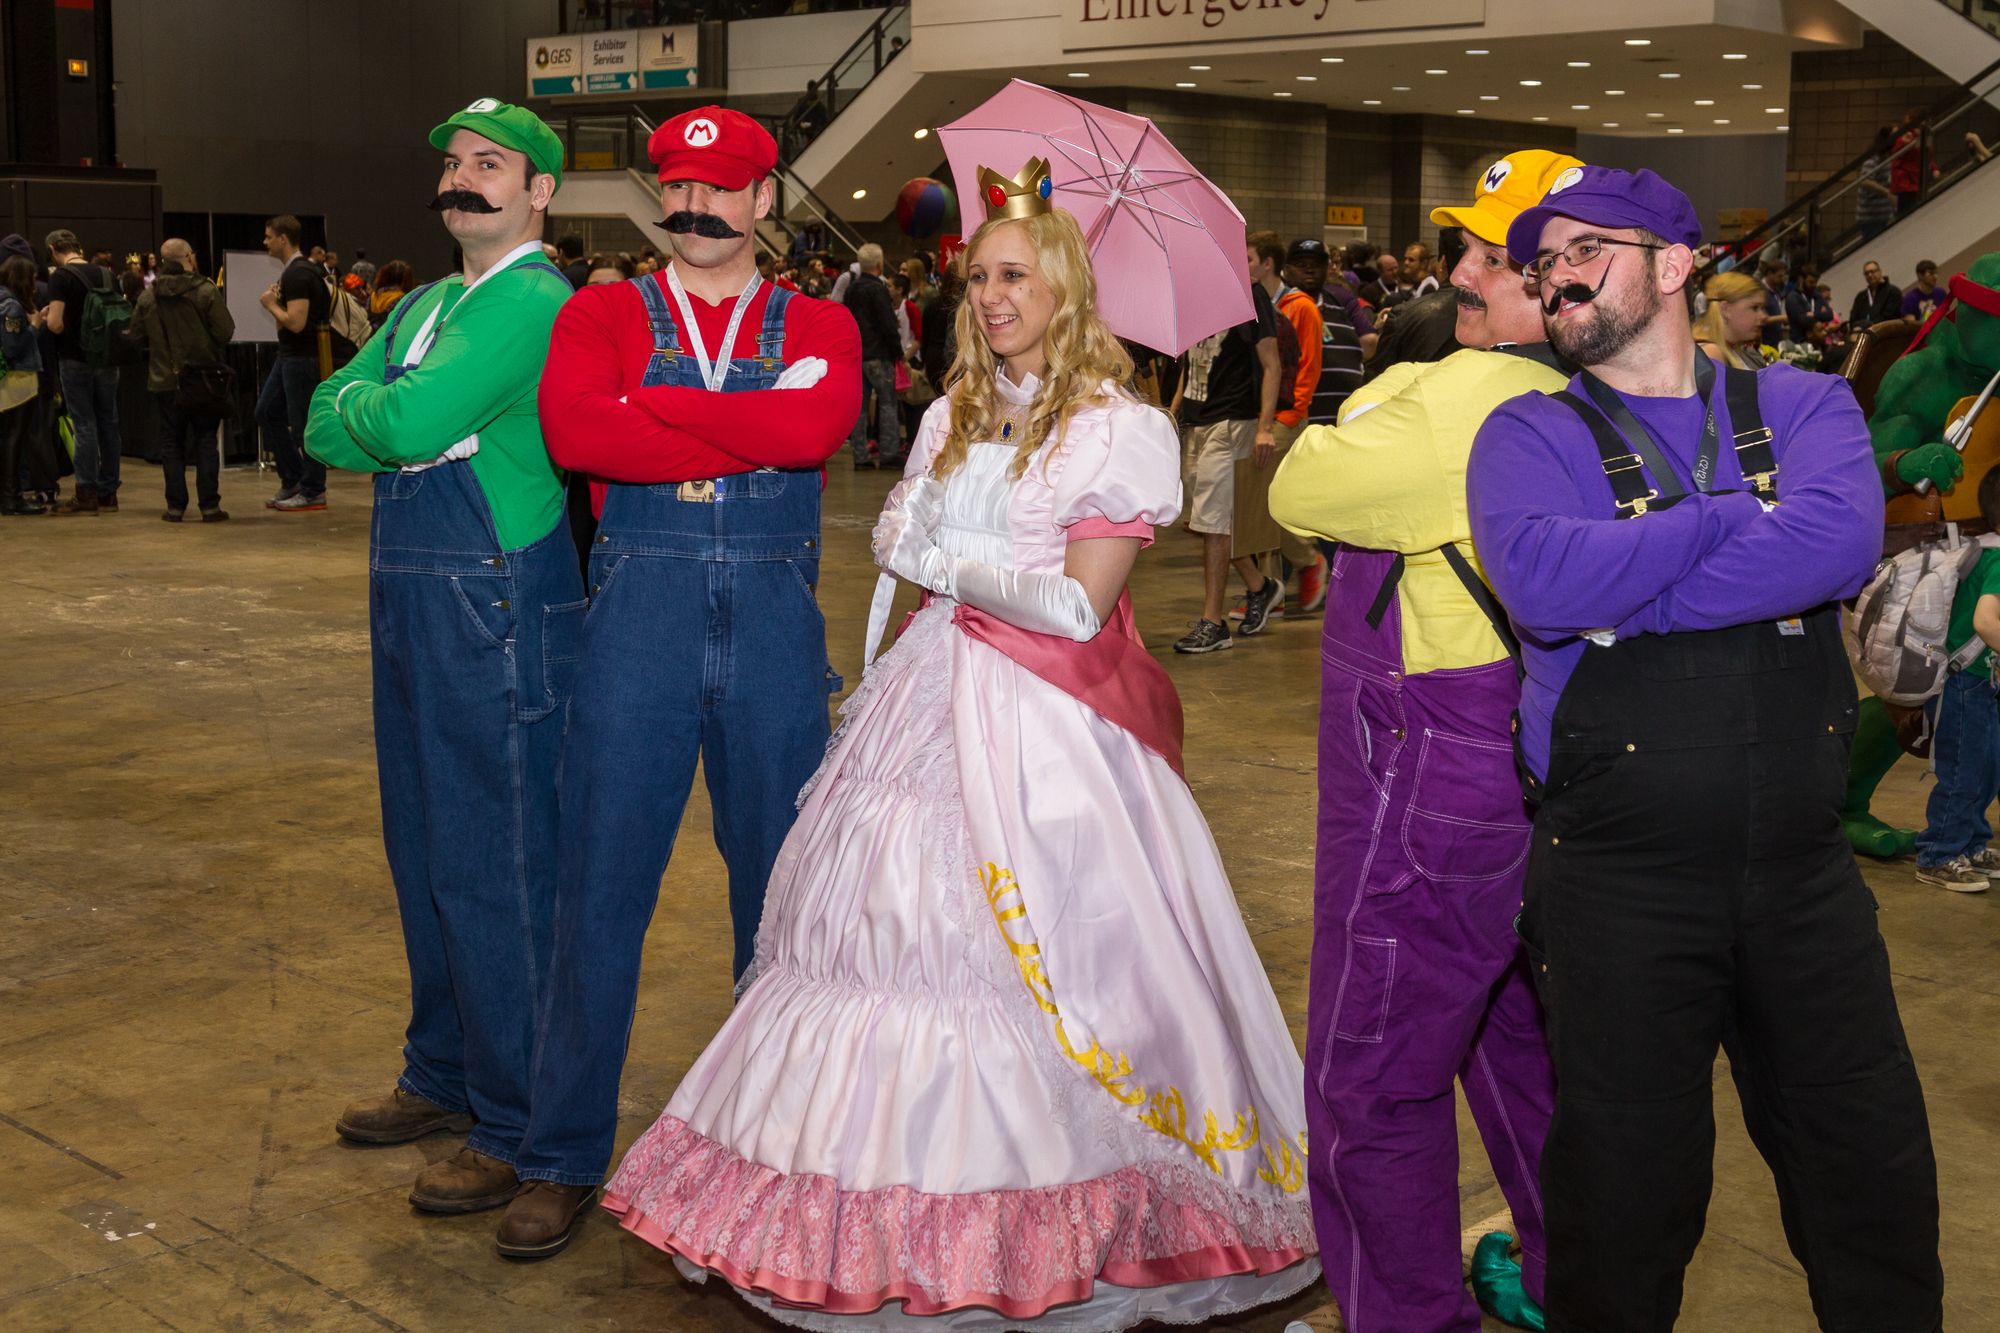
[986,184,1008,210]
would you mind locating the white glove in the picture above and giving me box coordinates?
[774,356,829,390]
[401,434,479,473]
[872,478,951,591]
[951,559,1103,642]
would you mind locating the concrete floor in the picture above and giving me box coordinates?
[2,461,1995,1332]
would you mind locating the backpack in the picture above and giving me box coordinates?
[1844,525,2000,705]
[78,266,133,369]
[325,276,371,348]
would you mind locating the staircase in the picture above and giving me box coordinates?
[1834,0,2000,84]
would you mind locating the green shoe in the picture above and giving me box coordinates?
[1843,814,1917,860]
[1470,1231,1546,1331]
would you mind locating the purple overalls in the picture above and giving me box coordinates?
[1306,543,1555,1333]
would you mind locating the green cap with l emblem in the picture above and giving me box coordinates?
[428,98,565,188]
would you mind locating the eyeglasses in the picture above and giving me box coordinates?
[1525,234,1664,282]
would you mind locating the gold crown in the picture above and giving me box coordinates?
[977,157,1054,222]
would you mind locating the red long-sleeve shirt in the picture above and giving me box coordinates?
[538,271,862,514]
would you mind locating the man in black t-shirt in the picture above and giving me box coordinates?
[556,233,589,291]
[1173,276,1279,654]
[43,228,125,514]
[254,213,332,510]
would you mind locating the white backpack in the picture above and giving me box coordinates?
[1844,524,2000,705]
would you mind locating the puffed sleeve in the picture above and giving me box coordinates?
[1051,397,1184,545]
[897,393,954,479]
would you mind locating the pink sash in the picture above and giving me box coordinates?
[902,592,1187,780]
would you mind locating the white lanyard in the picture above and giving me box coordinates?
[666,263,762,393]
[405,239,546,368]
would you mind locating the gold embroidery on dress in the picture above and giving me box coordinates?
[979,861,1306,1192]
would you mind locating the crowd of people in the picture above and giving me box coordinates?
[8,86,1968,1333]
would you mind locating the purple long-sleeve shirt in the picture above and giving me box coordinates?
[1467,361,1881,780]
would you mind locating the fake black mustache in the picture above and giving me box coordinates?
[658,211,744,239]
[1453,285,1486,311]
[1543,267,1611,317]
[427,189,501,214]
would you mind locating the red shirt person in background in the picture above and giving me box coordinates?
[499,106,860,1260]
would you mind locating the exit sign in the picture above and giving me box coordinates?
[1326,204,1364,226]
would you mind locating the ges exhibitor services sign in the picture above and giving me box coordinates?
[528,26,697,97]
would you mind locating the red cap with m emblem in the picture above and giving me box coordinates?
[647,105,777,190]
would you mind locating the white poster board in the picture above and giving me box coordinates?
[223,251,283,343]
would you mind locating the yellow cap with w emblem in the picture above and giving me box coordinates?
[1430,149,1585,247]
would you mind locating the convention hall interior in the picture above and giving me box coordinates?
[6,0,2000,1329]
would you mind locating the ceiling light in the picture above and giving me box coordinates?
[1694,98,1714,105]
[1392,85,1411,91]
[1320,56,1343,64]
[1766,106,1785,113]
[1273,91,1293,97]
[1603,122,1620,128]
[1426,68,1448,75]
[1520,79,1542,86]
[1533,115,1550,122]
[851,188,866,199]
[1176,81,1197,88]
[1458,108,1476,115]
[1625,38,1652,46]
[1363,98,1382,105]
[1776,124,1789,131]
[1067,71,1089,78]
[1189,64,1210,70]
[1606,89,1626,95]
[1723,52,1748,60]
[912,127,929,139]
[1571,104,1591,110]
[1646,111,1664,118]
[1742,83,1762,90]
[1467,48,1490,55]
[1714,118,1730,124]
[1297,74,1317,81]
[1568,60,1591,67]
[1658,72,1680,79]
[1668,127,1684,134]
[1480,94,1499,101]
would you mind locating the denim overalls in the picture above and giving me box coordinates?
[367,273,584,1166]
[518,275,834,1186]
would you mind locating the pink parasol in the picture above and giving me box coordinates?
[936,80,1253,357]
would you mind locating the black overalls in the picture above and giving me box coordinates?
[1517,362,1943,1333]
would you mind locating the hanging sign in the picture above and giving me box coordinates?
[527,26,697,97]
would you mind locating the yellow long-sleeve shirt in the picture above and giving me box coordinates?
[1269,346,1569,675]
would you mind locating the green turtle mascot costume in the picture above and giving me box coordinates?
[1845,250,2000,856]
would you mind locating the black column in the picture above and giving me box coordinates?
[4,0,114,165]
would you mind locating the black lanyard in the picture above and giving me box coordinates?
[1579,353,1718,499]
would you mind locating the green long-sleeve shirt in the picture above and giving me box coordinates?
[305,247,571,550]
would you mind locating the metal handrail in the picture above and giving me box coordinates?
[1703,56,2000,279]
[776,4,910,162]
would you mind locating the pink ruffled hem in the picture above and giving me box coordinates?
[602,1115,1312,1320]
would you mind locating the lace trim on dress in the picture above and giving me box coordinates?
[602,1114,1316,1324]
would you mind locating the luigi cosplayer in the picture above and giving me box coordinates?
[304,99,580,1214]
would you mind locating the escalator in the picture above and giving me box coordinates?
[1715,56,2000,297]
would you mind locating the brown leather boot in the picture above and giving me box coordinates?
[95,490,118,512]
[51,484,97,515]
[409,1147,520,1214]
[334,1088,474,1145]
[495,1180,598,1260]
